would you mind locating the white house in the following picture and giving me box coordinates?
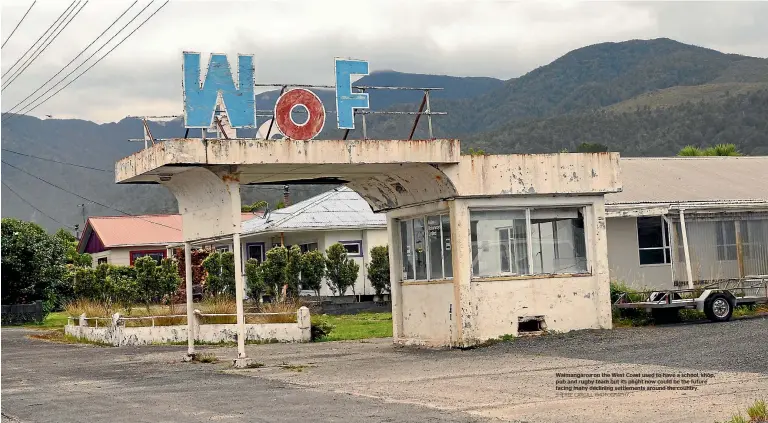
[605,156,768,289]
[212,187,388,297]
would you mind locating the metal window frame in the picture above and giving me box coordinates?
[637,216,672,265]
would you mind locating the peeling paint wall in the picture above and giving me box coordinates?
[399,282,455,346]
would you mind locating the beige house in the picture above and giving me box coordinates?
[605,157,768,289]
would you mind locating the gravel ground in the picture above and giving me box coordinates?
[485,315,768,374]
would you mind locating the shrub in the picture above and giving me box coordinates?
[157,258,181,307]
[284,245,302,297]
[134,256,160,310]
[310,315,335,341]
[245,258,266,301]
[325,243,359,296]
[367,245,390,297]
[262,246,289,300]
[201,252,236,297]
[301,250,325,296]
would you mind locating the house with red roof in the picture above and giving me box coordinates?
[77,213,261,266]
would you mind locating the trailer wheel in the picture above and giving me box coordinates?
[704,294,733,322]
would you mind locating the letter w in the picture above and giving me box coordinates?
[183,52,255,128]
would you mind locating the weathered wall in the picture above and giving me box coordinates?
[399,282,455,345]
[606,217,674,289]
[65,322,309,346]
[471,276,606,339]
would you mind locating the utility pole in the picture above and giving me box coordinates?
[78,203,86,229]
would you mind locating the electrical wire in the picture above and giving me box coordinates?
[1,1,36,49]
[3,1,168,122]
[2,180,76,229]
[1,159,181,231]
[1,148,112,172]
[2,1,88,92]
[2,1,137,117]
[1,1,76,79]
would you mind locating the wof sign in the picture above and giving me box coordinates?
[182,53,369,141]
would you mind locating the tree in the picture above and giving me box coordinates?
[284,245,302,297]
[575,142,609,153]
[324,243,359,296]
[107,265,138,311]
[1,218,67,312]
[367,246,390,297]
[134,256,160,310]
[678,145,704,156]
[301,250,325,296]
[244,259,267,301]
[157,258,181,308]
[261,246,288,300]
[202,252,236,297]
[241,200,268,213]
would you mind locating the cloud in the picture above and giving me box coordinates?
[1,0,766,122]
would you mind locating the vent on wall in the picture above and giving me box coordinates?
[518,316,546,335]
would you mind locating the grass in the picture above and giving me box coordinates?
[191,353,218,364]
[27,328,111,347]
[312,312,393,342]
[718,399,767,423]
[279,363,313,372]
[23,311,70,329]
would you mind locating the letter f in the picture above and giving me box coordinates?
[335,58,369,129]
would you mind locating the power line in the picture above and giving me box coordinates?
[1,148,112,172]
[2,1,88,92]
[2,1,138,117]
[3,1,168,122]
[1,1,37,49]
[1,159,181,231]
[2,180,76,229]
[1,1,76,79]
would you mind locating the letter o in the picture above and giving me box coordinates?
[273,89,326,141]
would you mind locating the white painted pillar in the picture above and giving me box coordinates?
[449,199,473,347]
[233,232,247,358]
[386,214,403,341]
[185,242,195,356]
[679,209,694,289]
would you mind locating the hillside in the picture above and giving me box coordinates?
[360,38,767,138]
[1,71,502,232]
[607,82,768,112]
[468,89,768,156]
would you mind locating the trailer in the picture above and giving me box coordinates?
[613,275,768,323]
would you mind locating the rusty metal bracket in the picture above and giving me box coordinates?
[265,85,287,140]
[141,118,155,146]
[343,128,350,140]
[214,116,229,139]
[408,93,428,140]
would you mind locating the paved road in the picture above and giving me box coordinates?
[3,316,767,423]
[1,329,482,423]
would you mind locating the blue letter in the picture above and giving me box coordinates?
[335,59,369,129]
[183,52,255,128]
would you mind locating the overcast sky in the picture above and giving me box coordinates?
[1,0,767,123]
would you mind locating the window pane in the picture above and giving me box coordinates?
[531,209,588,274]
[499,229,510,273]
[248,245,263,262]
[400,220,414,280]
[427,215,443,279]
[637,217,664,248]
[342,242,361,255]
[441,215,453,278]
[470,210,527,277]
[413,217,427,280]
[640,249,665,265]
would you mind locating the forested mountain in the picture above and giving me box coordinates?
[3,38,767,232]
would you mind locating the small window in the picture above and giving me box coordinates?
[638,217,671,265]
[716,221,756,261]
[216,245,230,252]
[246,243,265,263]
[340,241,362,257]
[299,242,318,253]
[97,257,108,265]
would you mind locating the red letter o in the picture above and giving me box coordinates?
[274,89,326,140]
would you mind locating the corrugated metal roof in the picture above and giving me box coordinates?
[84,212,263,248]
[606,157,768,205]
[242,187,386,235]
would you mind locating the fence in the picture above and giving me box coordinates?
[1,300,44,325]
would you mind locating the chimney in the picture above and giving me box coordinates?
[283,185,290,207]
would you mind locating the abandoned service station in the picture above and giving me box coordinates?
[115,53,622,364]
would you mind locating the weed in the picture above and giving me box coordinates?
[747,399,767,422]
[192,353,218,363]
[28,329,111,347]
[244,362,265,369]
[280,362,311,372]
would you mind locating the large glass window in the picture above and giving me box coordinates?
[400,213,453,281]
[637,217,671,265]
[470,207,588,278]
[716,221,756,261]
